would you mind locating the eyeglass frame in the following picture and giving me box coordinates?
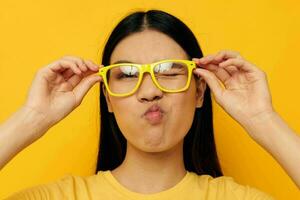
[98,59,197,97]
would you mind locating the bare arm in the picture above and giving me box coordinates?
[241,110,300,189]
[0,56,102,170]
[192,50,300,189]
[0,106,51,170]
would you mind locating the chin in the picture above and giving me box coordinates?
[137,138,177,154]
[141,145,168,153]
[126,129,185,154]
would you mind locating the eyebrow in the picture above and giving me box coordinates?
[112,59,171,65]
[112,60,133,64]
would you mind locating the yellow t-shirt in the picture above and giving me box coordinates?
[5,170,275,200]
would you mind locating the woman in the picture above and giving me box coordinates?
[1,9,299,199]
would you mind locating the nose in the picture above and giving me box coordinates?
[136,73,163,102]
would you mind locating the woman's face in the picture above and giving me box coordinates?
[103,29,206,153]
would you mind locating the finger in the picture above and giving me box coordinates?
[193,68,224,100]
[49,60,82,75]
[193,58,232,84]
[84,59,100,71]
[67,71,89,88]
[197,63,232,84]
[193,50,242,66]
[65,61,104,87]
[37,67,58,82]
[62,56,88,72]
[193,54,217,65]
[62,68,75,80]
[66,66,101,87]
[222,65,239,76]
[219,58,259,73]
[62,59,100,80]
[214,50,242,62]
[193,58,239,79]
[72,74,102,106]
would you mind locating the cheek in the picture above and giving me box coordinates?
[110,99,137,132]
[109,98,148,146]
[108,90,197,151]
[167,93,196,138]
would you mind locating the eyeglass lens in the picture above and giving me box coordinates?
[106,61,189,94]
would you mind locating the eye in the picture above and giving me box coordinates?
[117,65,139,79]
[118,74,137,79]
[154,62,187,78]
[154,62,173,73]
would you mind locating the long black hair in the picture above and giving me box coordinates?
[96,9,223,177]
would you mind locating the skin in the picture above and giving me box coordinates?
[0,28,299,195]
[102,29,206,193]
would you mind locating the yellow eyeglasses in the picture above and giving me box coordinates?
[98,59,196,97]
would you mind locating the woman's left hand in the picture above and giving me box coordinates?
[192,50,275,130]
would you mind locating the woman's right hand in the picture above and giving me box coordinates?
[22,55,103,128]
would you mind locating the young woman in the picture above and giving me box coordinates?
[1,9,299,199]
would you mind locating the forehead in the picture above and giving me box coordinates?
[110,29,189,64]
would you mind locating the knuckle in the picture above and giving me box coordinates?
[224,59,233,64]
[218,49,242,58]
[74,100,81,107]
[84,59,93,66]
[233,50,240,55]
[260,70,267,77]
[202,54,211,59]
[62,60,76,67]
[228,60,235,65]
[225,49,241,56]
[220,49,232,55]
[59,59,71,64]
[227,49,239,54]
[62,55,84,65]
[36,68,45,75]
[236,58,244,64]
[71,92,81,107]
[232,57,242,64]
[206,70,214,78]
[213,91,222,102]
[219,49,228,54]
[76,98,83,107]
[216,51,224,58]
[77,58,84,65]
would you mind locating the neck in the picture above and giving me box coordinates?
[111,140,187,194]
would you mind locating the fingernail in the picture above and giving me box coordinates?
[91,65,99,70]
[219,62,225,67]
[96,76,102,81]
[198,58,207,63]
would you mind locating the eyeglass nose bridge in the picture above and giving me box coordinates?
[138,63,156,81]
[137,63,161,90]
[139,63,152,75]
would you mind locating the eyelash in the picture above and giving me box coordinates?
[117,73,182,79]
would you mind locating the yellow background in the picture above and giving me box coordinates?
[0,0,299,199]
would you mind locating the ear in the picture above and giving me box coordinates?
[195,77,207,108]
[102,84,113,113]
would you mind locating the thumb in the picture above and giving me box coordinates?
[72,74,102,104]
[193,68,224,100]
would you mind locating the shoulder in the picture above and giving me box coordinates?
[4,173,99,200]
[189,172,275,200]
